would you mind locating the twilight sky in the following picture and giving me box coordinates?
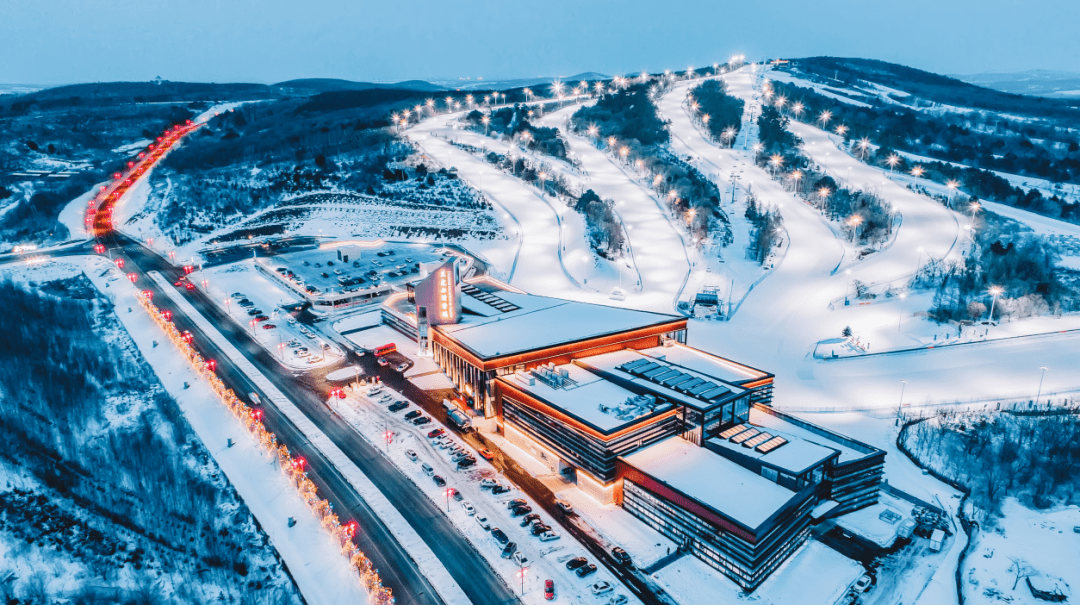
[1,0,1076,86]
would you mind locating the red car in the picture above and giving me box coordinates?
[184,282,195,291]
[261,323,276,330]
[544,579,554,600]
[478,449,494,461]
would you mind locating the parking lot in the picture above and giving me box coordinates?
[190,261,346,369]
[326,381,642,605]
[257,242,462,312]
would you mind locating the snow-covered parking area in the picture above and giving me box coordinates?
[327,386,643,605]
[190,261,345,369]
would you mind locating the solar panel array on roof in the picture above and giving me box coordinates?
[756,436,788,453]
[718,424,750,440]
[617,360,733,404]
[742,433,772,449]
[461,283,521,313]
[730,427,760,444]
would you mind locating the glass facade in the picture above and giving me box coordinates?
[622,479,811,591]
[502,395,677,482]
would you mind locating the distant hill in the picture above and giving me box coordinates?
[954,70,1080,99]
[433,71,611,92]
[780,57,1080,120]
[0,80,280,108]
[272,78,445,94]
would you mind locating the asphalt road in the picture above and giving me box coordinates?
[110,233,520,605]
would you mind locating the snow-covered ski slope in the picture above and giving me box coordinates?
[663,67,1080,409]
[535,105,693,312]
[408,104,693,312]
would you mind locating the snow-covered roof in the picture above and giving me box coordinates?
[577,348,746,411]
[707,428,837,477]
[622,437,800,531]
[436,291,682,360]
[749,408,867,464]
[502,363,674,433]
[635,343,770,384]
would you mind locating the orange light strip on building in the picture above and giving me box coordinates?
[431,319,688,372]
[672,343,769,380]
[463,274,527,294]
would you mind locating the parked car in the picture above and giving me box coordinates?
[475,514,491,530]
[544,579,555,601]
[404,449,418,462]
[520,514,541,527]
[261,323,276,330]
[607,595,628,605]
[433,475,446,487]
[491,485,511,495]
[461,502,476,516]
[452,489,464,502]
[555,499,574,514]
[506,499,527,510]
[412,417,431,426]
[480,478,498,489]
[539,531,560,542]
[421,463,434,476]
[611,547,633,568]
[491,528,509,545]
[575,563,598,577]
[590,581,612,595]
[531,524,552,536]
[457,458,477,469]
[404,410,422,420]
[513,551,529,567]
[565,557,588,571]
[853,575,873,593]
[428,429,445,438]
[511,505,532,517]
[388,401,409,412]
[501,542,517,559]
[478,448,494,460]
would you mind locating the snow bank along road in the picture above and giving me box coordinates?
[98,232,514,605]
[659,67,1080,409]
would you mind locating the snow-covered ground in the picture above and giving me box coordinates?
[962,498,1078,605]
[35,255,372,605]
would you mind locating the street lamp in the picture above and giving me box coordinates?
[946,180,960,208]
[886,154,900,172]
[968,201,981,221]
[1035,366,1049,405]
[897,379,908,420]
[848,214,863,242]
[517,566,528,596]
[897,292,907,331]
[444,487,453,512]
[987,285,1003,322]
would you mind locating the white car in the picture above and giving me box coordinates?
[461,501,476,516]
[607,595,628,605]
[853,575,873,593]
[475,514,491,530]
[590,581,612,595]
[538,531,560,542]
[512,551,529,566]
[405,450,418,462]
